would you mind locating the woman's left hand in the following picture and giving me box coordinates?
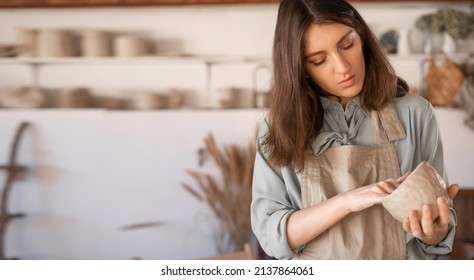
[402,184,459,245]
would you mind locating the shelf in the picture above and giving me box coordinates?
[387,53,470,61]
[0,55,272,109]
[0,55,271,65]
[0,107,266,112]
[2,53,469,66]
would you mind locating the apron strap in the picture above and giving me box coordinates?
[371,102,406,145]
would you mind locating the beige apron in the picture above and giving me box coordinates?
[294,103,407,259]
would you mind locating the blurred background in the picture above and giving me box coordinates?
[0,0,473,260]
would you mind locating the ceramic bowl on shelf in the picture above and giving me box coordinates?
[80,30,113,57]
[0,44,21,58]
[58,87,92,108]
[0,86,46,109]
[164,88,182,109]
[217,87,241,109]
[15,28,38,57]
[132,92,163,110]
[37,29,78,57]
[98,96,128,110]
[114,35,149,57]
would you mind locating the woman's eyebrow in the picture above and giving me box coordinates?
[304,29,354,59]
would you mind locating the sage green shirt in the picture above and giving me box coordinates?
[251,94,456,260]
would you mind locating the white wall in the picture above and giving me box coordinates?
[0,2,473,260]
[0,109,266,260]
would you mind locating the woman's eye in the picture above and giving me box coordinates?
[312,58,326,66]
[340,34,355,50]
[341,40,354,50]
[340,42,354,50]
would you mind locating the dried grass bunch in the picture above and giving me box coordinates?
[182,133,256,252]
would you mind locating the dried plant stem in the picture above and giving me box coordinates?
[182,133,256,251]
[0,122,29,260]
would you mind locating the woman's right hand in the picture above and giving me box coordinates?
[343,172,410,213]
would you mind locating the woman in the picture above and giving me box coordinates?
[251,0,458,260]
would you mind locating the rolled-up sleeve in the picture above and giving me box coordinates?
[250,120,303,259]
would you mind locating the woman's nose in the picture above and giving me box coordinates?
[333,54,350,74]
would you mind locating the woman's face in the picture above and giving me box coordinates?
[303,23,365,107]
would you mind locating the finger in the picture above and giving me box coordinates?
[421,204,434,236]
[396,171,411,184]
[377,180,397,194]
[409,210,423,238]
[447,184,459,200]
[402,218,411,233]
[437,197,451,226]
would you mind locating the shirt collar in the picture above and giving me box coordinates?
[319,95,370,118]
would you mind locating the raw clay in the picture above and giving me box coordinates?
[382,161,450,222]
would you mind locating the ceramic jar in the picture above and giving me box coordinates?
[37,29,77,57]
[15,28,38,57]
[397,29,410,56]
[424,32,445,54]
[442,33,457,54]
[218,87,240,109]
[132,92,162,110]
[114,35,148,57]
[80,30,113,57]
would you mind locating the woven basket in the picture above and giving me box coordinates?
[426,53,465,107]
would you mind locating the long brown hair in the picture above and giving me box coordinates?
[263,0,408,170]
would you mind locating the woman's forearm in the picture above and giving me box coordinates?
[286,178,402,250]
[286,194,351,250]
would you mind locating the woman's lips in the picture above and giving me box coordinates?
[339,75,355,88]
